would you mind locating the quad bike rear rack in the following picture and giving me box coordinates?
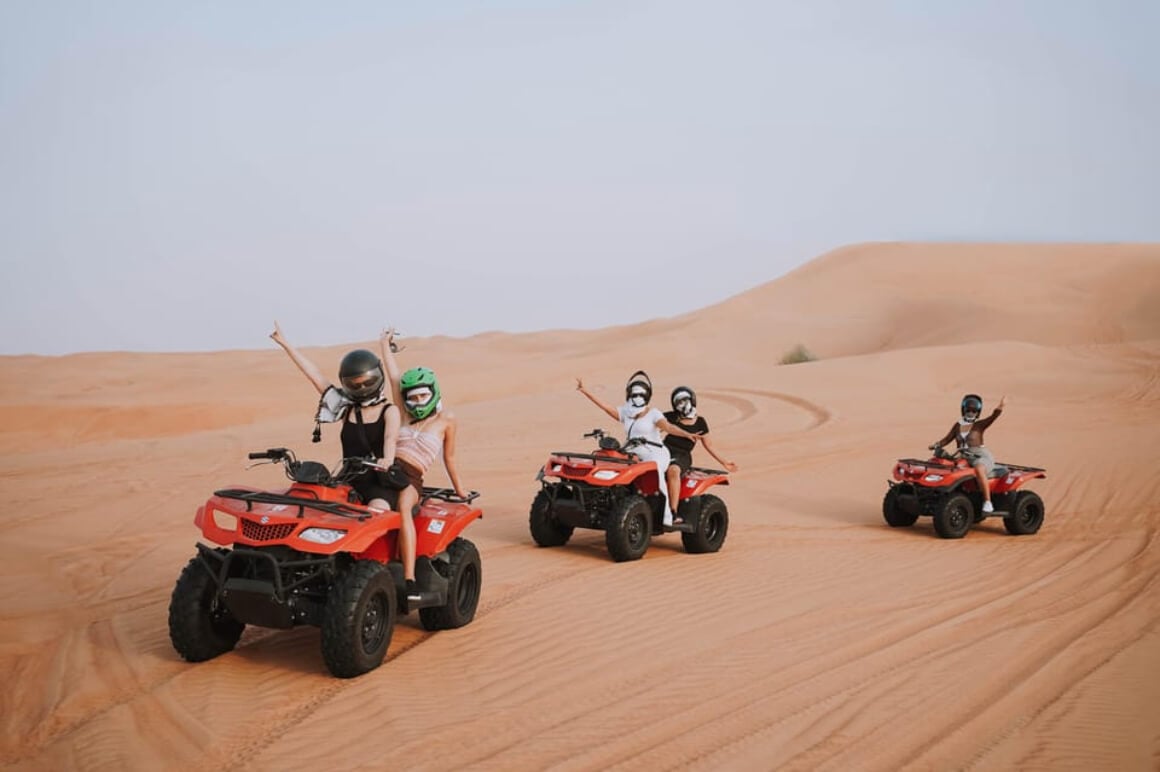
[548,452,634,465]
[896,460,1045,474]
[546,453,728,476]
[213,488,370,520]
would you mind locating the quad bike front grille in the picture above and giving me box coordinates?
[241,520,297,542]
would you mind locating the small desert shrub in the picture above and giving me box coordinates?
[779,344,816,365]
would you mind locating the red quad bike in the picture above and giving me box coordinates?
[168,448,482,678]
[883,445,1047,539]
[529,429,731,562]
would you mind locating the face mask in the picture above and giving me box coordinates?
[960,412,978,425]
[674,398,696,418]
[628,395,647,409]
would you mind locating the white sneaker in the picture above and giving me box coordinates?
[662,512,674,527]
[982,501,994,513]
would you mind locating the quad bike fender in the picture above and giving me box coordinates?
[540,452,640,487]
[414,503,483,556]
[678,472,730,499]
[199,491,403,555]
[989,467,1046,495]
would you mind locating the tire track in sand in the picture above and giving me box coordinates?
[699,388,832,431]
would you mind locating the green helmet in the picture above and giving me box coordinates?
[400,366,442,420]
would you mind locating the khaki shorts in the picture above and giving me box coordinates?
[962,446,995,474]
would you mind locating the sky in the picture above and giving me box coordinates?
[1,0,1158,355]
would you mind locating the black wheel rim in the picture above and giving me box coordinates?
[456,564,480,614]
[704,511,723,543]
[627,512,647,549]
[949,503,969,531]
[361,592,388,655]
[1020,502,1042,527]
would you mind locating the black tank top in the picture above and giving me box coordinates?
[662,410,709,454]
[340,404,389,458]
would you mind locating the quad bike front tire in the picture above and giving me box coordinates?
[529,488,574,547]
[681,494,729,554]
[606,495,652,562]
[419,538,482,631]
[882,487,919,527]
[320,560,397,678]
[168,554,245,662]
[933,493,974,539]
[1004,491,1045,536]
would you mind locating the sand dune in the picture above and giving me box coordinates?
[1,243,1158,770]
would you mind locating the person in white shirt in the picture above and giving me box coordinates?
[575,370,703,528]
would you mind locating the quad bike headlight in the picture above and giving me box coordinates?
[592,470,620,481]
[211,510,238,531]
[300,527,347,545]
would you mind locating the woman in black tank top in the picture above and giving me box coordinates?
[340,404,403,506]
[663,386,738,524]
[269,321,403,508]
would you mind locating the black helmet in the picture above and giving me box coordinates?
[671,385,697,418]
[625,370,652,404]
[339,349,385,401]
[961,393,983,420]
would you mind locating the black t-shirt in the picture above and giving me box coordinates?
[663,411,709,454]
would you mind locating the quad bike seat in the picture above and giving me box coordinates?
[989,465,1010,479]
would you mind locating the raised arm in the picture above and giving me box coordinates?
[270,321,330,395]
[576,378,620,421]
[381,403,402,466]
[441,413,467,498]
[700,433,738,473]
[975,395,1007,430]
[379,326,405,407]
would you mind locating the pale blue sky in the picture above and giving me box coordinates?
[2,0,1157,355]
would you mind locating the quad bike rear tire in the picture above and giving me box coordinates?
[1004,491,1045,536]
[934,493,974,539]
[169,554,245,662]
[681,494,729,554]
[606,495,652,562]
[419,538,482,631]
[529,488,574,547]
[321,560,397,678]
[882,487,919,527]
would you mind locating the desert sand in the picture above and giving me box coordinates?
[2,242,1158,771]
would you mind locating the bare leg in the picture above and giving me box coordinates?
[397,485,419,581]
[665,464,681,511]
[974,464,991,504]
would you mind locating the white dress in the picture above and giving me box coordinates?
[618,405,674,517]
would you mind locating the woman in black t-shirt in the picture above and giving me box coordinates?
[663,386,738,525]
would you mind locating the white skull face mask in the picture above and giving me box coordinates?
[672,389,696,419]
[627,387,648,409]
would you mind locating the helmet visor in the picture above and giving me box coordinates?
[341,370,383,400]
[404,386,434,407]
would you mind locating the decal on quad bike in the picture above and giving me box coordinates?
[427,520,446,534]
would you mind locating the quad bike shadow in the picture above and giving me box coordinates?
[529,429,731,562]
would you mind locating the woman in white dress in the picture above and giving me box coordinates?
[575,371,703,528]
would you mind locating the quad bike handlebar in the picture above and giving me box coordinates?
[583,428,623,451]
